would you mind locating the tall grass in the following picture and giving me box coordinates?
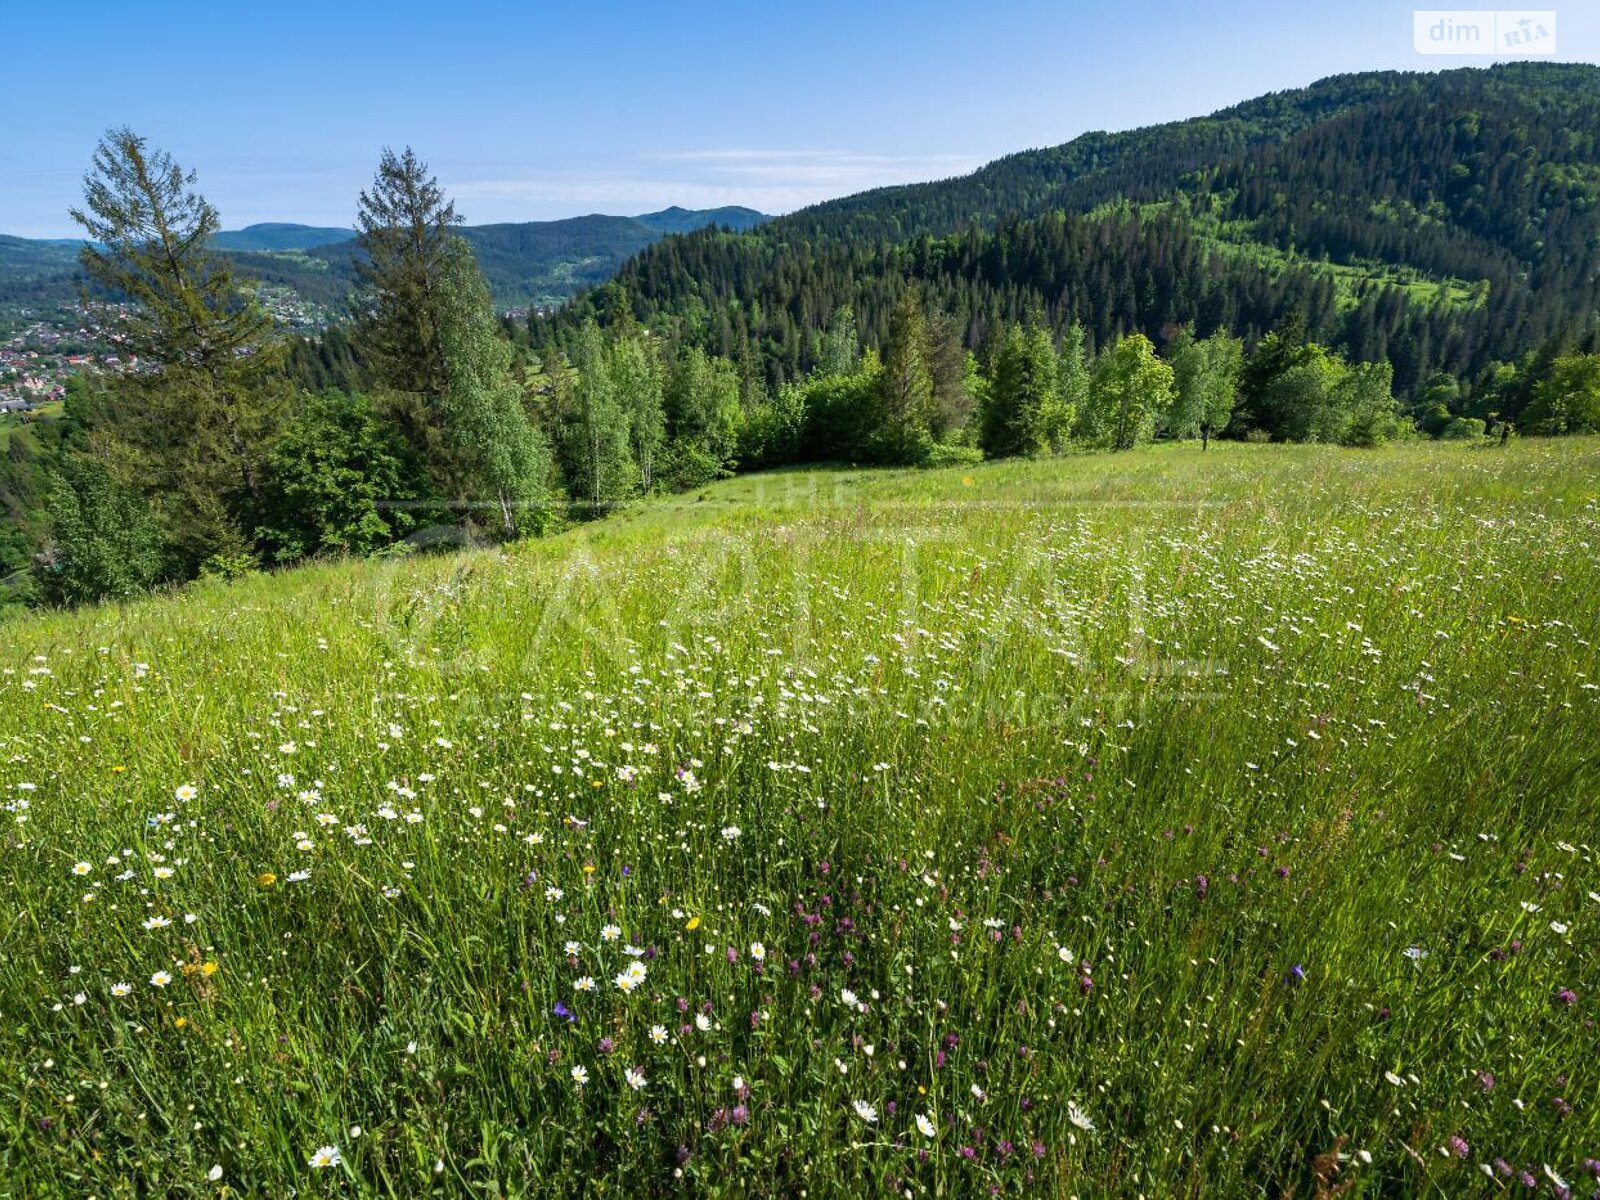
[1,439,1596,1196]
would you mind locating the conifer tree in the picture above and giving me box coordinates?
[70,127,285,571]
[817,306,861,378]
[878,290,935,462]
[981,324,1059,457]
[353,147,461,399]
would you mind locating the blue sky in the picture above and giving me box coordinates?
[3,0,1595,237]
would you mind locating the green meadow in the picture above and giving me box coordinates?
[1,440,1596,1196]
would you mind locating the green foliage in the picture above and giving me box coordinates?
[876,291,936,464]
[1337,359,1405,447]
[1243,327,1402,446]
[1440,416,1487,440]
[1082,332,1175,451]
[607,332,666,494]
[557,321,639,513]
[800,366,886,463]
[1524,354,1600,435]
[353,147,462,401]
[256,391,427,561]
[197,550,260,582]
[40,456,163,605]
[434,240,551,536]
[69,128,287,575]
[816,305,861,378]
[980,324,1060,457]
[661,346,741,489]
[1167,329,1243,443]
[736,381,808,470]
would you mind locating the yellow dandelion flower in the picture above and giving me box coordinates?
[257,872,278,887]
[686,916,701,931]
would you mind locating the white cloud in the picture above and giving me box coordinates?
[446,148,983,219]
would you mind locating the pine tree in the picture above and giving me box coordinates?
[877,290,935,463]
[70,127,286,572]
[818,305,861,378]
[353,148,461,399]
[981,324,1059,457]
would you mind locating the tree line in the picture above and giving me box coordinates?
[4,128,1599,616]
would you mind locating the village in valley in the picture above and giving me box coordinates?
[0,302,142,416]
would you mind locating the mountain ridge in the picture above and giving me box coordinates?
[541,61,1600,402]
[0,206,770,312]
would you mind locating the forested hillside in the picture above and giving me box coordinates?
[8,68,1600,619]
[540,62,1600,401]
[0,207,767,311]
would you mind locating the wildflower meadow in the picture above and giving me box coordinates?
[1,439,1596,1197]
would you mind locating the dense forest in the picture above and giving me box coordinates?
[538,62,1600,405]
[4,62,1600,616]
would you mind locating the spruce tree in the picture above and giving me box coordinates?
[70,127,285,572]
[353,148,461,399]
[878,290,935,463]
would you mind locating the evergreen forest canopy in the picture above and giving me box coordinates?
[4,61,1600,615]
[537,62,1600,406]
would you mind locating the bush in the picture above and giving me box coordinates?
[924,442,985,469]
[41,458,164,606]
[1440,417,1487,440]
[256,391,430,563]
[198,550,260,582]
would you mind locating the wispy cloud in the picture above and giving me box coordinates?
[446,148,983,220]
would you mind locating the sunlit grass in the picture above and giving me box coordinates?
[1,438,1596,1196]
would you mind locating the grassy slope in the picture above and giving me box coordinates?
[1,441,1596,1195]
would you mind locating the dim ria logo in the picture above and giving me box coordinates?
[1413,10,1556,54]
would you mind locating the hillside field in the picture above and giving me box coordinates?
[1,440,1597,1196]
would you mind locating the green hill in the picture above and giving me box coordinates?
[209,223,355,252]
[544,62,1600,401]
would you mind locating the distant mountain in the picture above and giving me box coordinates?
[0,235,80,282]
[210,223,354,252]
[447,208,768,306]
[0,236,83,306]
[0,207,770,314]
[635,206,767,235]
